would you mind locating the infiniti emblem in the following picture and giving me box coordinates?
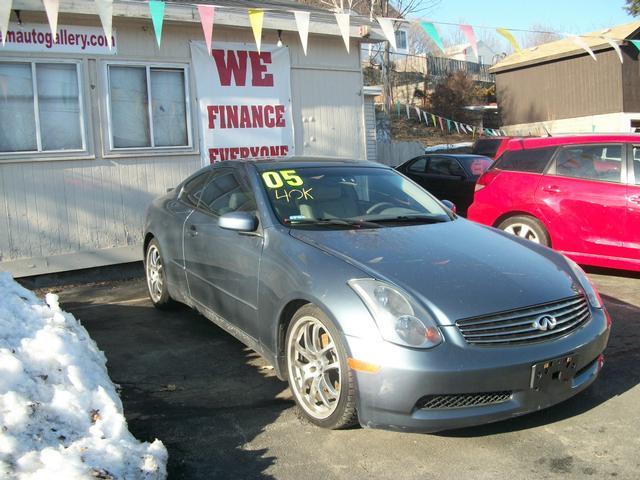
[532,314,558,331]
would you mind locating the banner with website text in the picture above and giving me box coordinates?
[190,41,294,165]
[0,23,116,54]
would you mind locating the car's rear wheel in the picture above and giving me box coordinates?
[145,239,174,309]
[286,305,357,429]
[498,215,550,246]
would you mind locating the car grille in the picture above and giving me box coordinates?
[456,295,590,346]
[416,392,512,410]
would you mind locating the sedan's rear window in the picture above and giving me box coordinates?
[493,147,556,173]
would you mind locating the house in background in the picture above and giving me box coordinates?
[492,21,640,135]
[444,40,498,65]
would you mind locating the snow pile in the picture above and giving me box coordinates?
[0,272,167,479]
[424,142,473,152]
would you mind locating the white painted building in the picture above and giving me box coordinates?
[0,0,383,277]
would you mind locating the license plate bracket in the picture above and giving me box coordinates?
[530,355,578,390]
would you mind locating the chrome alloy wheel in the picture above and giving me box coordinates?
[503,222,541,243]
[145,244,164,302]
[287,316,341,419]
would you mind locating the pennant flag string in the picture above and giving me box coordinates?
[248,9,264,53]
[420,21,445,53]
[335,12,351,53]
[148,0,165,48]
[95,0,113,49]
[43,0,60,38]
[0,0,11,46]
[293,10,310,55]
[496,27,520,52]
[459,24,478,61]
[197,4,215,56]
[376,17,397,52]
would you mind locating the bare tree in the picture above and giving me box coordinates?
[521,24,561,49]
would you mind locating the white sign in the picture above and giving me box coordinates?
[0,24,117,54]
[190,41,294,164]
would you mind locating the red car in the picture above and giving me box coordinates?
[468,134,640,271]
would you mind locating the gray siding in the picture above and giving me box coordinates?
[496,49,624,125]
[364,96,377,162]
[0,13,367,276]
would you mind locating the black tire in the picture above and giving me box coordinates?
[498,215,550,247]
[144,238,174,309]
[285,304,358,429]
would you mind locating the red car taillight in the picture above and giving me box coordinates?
[475,169,500,192]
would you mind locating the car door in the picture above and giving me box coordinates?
[535,144,628,260]
[423,156,470,212]
[627,145,640,263]
[400,156,429,189]
[183,165,263,338]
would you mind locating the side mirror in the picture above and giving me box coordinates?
[441,200,457,214]
[218,211,258,232]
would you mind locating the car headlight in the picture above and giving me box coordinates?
[566,258,603,309]
[348,279,443,349]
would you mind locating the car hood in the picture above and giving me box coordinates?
[289,219,580,325]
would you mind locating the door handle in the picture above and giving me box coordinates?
[630,195,640,205]
[188,224,198,236]
[542,185,561,194]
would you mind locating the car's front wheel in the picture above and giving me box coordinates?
[286,304,358,429]
[144,238,174,309]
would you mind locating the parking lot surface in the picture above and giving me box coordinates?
[55,269,640,479]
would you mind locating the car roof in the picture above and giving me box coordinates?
[505,134,640,150]
[220,157,388,171]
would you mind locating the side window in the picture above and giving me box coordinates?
[427,157,464,176]
[495,147,556,173]
[633,146,640,185]
[555,144,622,183]
[198,169,256,216]
[180,171,210,207]
[408,157,427,173]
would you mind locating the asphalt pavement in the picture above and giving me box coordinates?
[50,268,640,480]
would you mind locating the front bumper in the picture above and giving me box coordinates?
[345,307,610,433]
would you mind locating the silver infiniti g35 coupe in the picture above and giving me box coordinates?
[143,158,611,432]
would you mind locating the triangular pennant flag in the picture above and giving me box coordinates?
[420,21,444,53]
[149,1,165,48]
[396,100,401,116]
[405,104,410,119]
[95,0,113,49]
[0,0,11,46]
[335,12,350,53]
[423,111,429,124]
[43,0,60,38]
[496,27,520,52]
[630,39,640,52]
[376,17,397,52]
[197,5,215,55]
[438,117,444,131]
[565,34,597,61]
[248,9,264,53]
[446,118,451,132]
[431,113,437,127]
[294,11,310,55]
[454,122,460,134]
[603,37,623,63]
[459,24,478,61]
[415,107,421,121]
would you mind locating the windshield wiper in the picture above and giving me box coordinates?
[366,214,450,224]
[286,218,382,228]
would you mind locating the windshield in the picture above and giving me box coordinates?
[259,166,451,227]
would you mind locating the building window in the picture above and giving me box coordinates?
[395,30,408,51]
[0,61,85,154]
[106,64,191,150]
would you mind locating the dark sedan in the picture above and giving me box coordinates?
[396,154,493,216]
[143,158,610,433]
